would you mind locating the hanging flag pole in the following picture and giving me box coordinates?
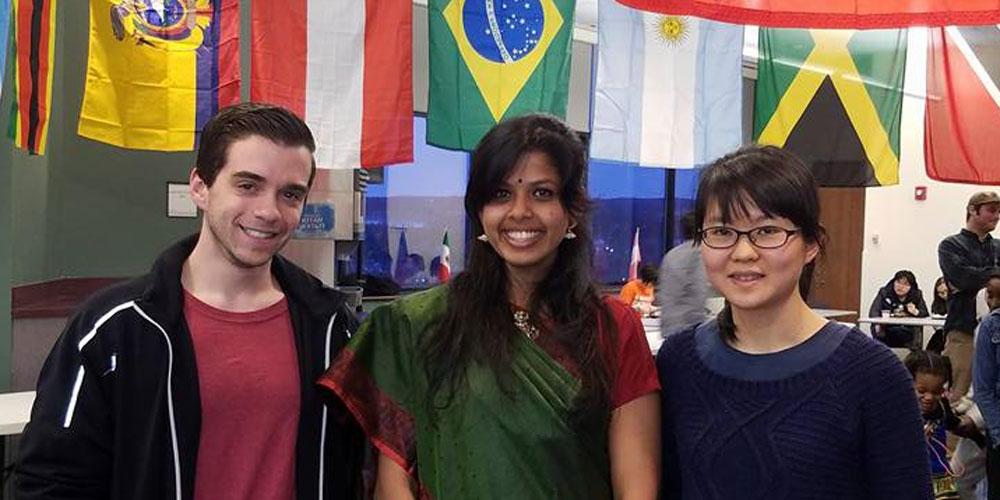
[628,227,641,281]
[438,229,452,283]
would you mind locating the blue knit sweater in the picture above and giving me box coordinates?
[657,321,932,499]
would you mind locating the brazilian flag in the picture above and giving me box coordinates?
[427,0,576,151]
[753,29,907,187]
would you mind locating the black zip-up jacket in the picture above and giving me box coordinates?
[15,235,364,500]
[938,229,1000,333]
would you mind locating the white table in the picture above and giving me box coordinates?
[856,316,946,328]
[814,309,857,318]
[0,391,35,436]
[642,317,663,354]
[856,316,945,350]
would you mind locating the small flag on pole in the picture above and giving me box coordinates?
[438,229,451,283]
[628,227,641,281]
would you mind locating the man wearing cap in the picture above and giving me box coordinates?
[939,191,1000,402]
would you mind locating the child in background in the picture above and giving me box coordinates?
[906,351,985,499]
[620,264,658,316]
[972,273,1000,499]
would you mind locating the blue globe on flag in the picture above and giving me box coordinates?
[463,0,544,63]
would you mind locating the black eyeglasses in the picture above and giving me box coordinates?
[699,226,801,249]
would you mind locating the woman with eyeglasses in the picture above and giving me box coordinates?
[656,145,931,499]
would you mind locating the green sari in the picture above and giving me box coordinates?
[319,286,613,499]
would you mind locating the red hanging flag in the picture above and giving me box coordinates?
[615,0,1000,28]
[11,0,56,155]
[251,0,413,169]
[924,26,1000,185]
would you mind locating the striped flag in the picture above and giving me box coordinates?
[77,0,241,151]
[251,0,413,169]
[438,230,451,282]
[925,26,1000,184]
[615,0,1000,29]
[0,0,10,98]
[628,227,641,281]
[591,2,743,168]
[10,0,56,155]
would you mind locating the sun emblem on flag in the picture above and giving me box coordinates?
[443,0,565,122]
[653,16,689,46]
[110,0,212,50]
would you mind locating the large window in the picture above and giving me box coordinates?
[362,117,703,291]
[363,117,469,291]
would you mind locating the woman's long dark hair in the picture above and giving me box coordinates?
[421,114,614,419]
[932,276,948,316]
[693,145,827,343]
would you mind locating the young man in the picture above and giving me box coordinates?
[15,103,363,499]
[973,273,1000,499]
[940,191,1000,403]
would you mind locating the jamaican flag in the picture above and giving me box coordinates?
[753,29,907,187]
[426,0,575,151]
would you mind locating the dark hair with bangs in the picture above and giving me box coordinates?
[904,350,952,388]
[422,113,615,421]
[196,102,317,187]
[694,145,826,342]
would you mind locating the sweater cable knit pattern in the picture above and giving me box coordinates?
[657,322,933,500]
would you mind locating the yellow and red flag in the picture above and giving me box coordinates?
[11,0,56,155]
[77,0,240,151]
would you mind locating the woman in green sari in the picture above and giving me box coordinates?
[320,114,660,499]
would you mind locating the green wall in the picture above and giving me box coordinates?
[10,0,203,285]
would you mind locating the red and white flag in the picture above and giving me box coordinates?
[925,26,1000,184]
[251,1,413,169]
[438,230,451,283]
[628,227,641,281]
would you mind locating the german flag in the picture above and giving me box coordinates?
[753,29,907,187]
[9,0,55,155]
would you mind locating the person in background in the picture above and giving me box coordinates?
[620,263,658,316]
[658,211,710,337]
[971,273,1000,499]
[868,270,930,348]
[928,277,951,354]
[906,350,985,499]
[15,103,364,499]
[319,114,660,499]
[657,145,931,499]
[940,191,1000,403]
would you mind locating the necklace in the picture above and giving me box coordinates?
[512,310,540,340]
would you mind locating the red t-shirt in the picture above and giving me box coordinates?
[184,292,300,500]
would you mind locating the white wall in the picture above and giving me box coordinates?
[859,28,993,317]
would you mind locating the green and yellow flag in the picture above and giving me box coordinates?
[427,0,575,151]
[753,29,907,187]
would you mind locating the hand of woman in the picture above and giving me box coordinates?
[906,303,919,316]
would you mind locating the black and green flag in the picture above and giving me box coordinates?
[753,29,907,187]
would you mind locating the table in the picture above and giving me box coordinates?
[0,391,34,437]
[642,317,663,354]
[814,309,857,319]
[856,316,945,349]
[856,316,946,328]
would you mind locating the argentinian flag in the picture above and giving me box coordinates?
[590,0,744,168]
